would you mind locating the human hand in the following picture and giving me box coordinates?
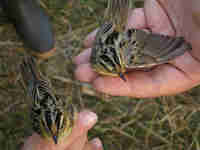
[74,0,200,98]
[21,111,103,150]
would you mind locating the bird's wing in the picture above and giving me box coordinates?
[125,29,192,68]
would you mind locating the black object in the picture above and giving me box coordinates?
[1,0,55,58]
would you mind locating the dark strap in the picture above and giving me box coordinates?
[0,1,11,25]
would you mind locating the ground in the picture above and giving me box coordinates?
[0,0,200,149]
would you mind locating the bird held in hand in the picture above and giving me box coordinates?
[20,57,76,144]
[90,0,192,81]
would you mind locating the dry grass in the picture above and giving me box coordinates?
[0,0,200,149]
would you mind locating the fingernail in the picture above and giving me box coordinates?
[91,138,102,149]
[79,111,98,127]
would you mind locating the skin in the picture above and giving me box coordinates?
[21,111,103,150]
[21,0,200,149]
[74,0,200,98]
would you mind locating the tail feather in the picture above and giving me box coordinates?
[20,56,40,87]
[105,0,131,31]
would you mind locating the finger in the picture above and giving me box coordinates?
[84,138,103,150]
[84,29,98,48]
[74,48,92,65]
[92,61,198,98]
[127,8,147,29]
[75,63,99,82]
[144,0,175,36]
[149,0,200,61]
[192,0,200,13]
[67,134,87,150]
[57,111,97,149]
[170,52,200,81]
[21,133,40,150]
[22,111,97,150]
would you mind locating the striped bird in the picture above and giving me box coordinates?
[20,56,76,144]
[90,0,191,81]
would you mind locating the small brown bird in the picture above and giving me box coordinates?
[20,57,76,144]
[90,0,192,81]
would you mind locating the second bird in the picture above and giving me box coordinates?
[20,57,76,144]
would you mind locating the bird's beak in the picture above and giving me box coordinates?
[119,72,126,82]
[52,135,58,144]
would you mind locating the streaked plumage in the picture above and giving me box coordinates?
[20,57,76,144]
[90,0,192,80]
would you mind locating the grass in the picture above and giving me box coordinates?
[0,0,200,149]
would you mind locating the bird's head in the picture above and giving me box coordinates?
[39,105,76,144]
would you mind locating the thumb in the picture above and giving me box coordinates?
[144,0,175,36]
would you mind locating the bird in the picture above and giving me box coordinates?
[20,56,76,144]
[90,0,192,81]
